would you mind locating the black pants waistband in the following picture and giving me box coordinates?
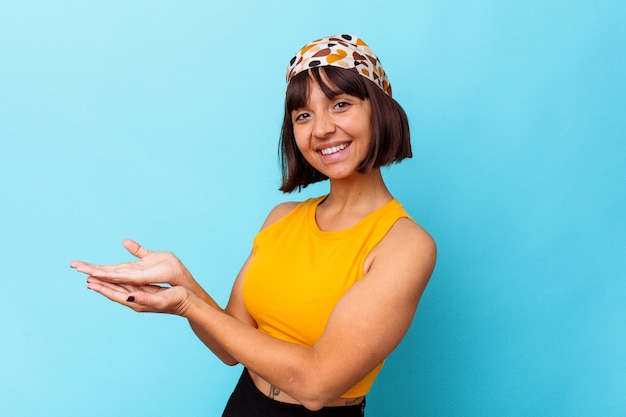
[221,368,365,417]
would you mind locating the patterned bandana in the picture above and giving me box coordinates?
[286,34,392,97]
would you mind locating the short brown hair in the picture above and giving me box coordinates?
[279,66,411,193]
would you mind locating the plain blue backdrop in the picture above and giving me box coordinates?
[1,1,624,416]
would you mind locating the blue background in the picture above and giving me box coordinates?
[1,1,624,415]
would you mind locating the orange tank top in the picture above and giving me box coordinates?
[242,196,411,398]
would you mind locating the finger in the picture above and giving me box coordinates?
[87,278,152,312]
[70,260,86,269]
[123,239,150,259]
[115,282,165,294]
[72,259,157,286]
[87,277,158,296]
[71,261,108,274]
[87,277,130,303]
[123,290,165,312]
[71,261,101,275]
[71,259,119,272]
[87,276,131,294]
[139,284,168,294]
[72,262,135,278]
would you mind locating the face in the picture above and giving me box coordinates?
[291,74,372,181]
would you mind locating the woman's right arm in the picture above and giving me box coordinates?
[71,202,298,365]
[186,252,257,365]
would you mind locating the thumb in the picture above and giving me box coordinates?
[123,239,149,259]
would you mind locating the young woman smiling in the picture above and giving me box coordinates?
[71,34,436,416]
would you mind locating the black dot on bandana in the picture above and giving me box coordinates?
[341,34,352,41]
[308,60,321,67]
[290,56,297,66]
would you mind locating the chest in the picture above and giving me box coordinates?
[243,233,370,346]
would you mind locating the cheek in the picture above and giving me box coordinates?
[292,128,309,152]
[292,131,319,167]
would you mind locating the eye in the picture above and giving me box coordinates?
[333,98,356,112]
[293,112,310,122]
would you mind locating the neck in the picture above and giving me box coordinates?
[324,168,392,210]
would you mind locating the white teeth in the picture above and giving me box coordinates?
[320,143,349,155]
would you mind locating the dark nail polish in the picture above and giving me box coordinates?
[127,295,135,302]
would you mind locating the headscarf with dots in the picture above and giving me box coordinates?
[286,34,392,97]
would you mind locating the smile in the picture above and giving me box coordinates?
[320,143,350,155]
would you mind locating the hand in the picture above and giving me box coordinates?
[86,277,193,316]
[70,239,192,288]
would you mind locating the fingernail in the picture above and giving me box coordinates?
[127,295,135,302]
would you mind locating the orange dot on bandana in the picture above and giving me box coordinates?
[327,50,348,64]
[300,43,317,55]
[361,68,370,77]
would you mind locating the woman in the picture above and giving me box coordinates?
[71,34,436,416]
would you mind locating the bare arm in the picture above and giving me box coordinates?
[186,252,257,366]
[71,203,296,365]
[182,218,436,410]
[72,208,435,410]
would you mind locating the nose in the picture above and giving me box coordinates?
[312,112,336,139]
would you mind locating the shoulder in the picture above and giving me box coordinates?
[260,196,328,230]
[368,217,437,288]
[390,217,436,250]
[260,201,301,230]
[388,218,436,265]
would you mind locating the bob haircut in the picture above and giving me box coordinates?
[279,66,412,193]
